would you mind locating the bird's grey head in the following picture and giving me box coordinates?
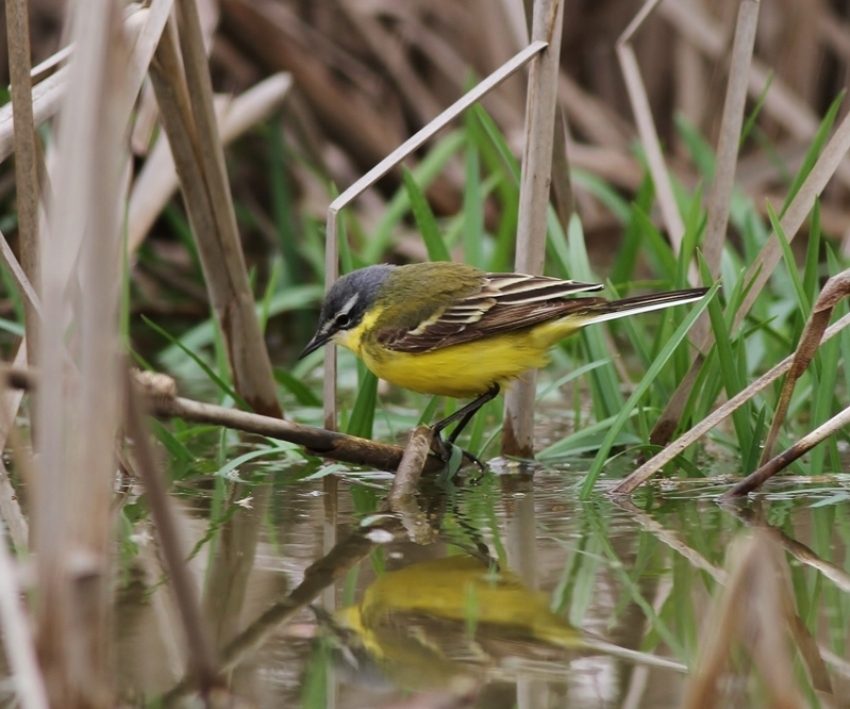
[299,265,396,358]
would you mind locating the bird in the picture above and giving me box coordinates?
[300,262,707,447]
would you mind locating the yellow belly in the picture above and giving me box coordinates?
[335,318,581,398]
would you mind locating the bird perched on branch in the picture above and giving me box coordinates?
[301,262,707,448]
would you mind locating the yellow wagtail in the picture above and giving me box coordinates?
[300,262,707,444]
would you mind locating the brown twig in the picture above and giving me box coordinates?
[760,269,850,464]
[388,424,435,509]
[0,367,449,474]
[149,389,446,474]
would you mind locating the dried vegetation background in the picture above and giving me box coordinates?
[0,0,848,289]
[1,1,850,707]
[171,0,850,250]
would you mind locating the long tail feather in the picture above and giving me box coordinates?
[574,287,708,326]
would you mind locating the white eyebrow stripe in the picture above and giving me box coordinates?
[339,293,360,315]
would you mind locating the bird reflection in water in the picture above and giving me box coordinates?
[317,554,583,693]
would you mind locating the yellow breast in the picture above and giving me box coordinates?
[334,311,582,399]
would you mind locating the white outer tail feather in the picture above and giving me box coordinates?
[577,292,707,327]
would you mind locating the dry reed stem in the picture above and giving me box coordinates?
[759,269,850,464]
[121,0,174,121]
[0,522,49,709]
[172,0,282,419]
[0,228,41,316]
[0,3,170,168]
[322,39,548,428]
[702,0,759,278]
[682,532,806,709]
[724,404,850,498]
[616,0,686,266]
[648,104,850,453]
[128,73,292,251]
[502,0,565,458]
[612,310,850,494]
[124,371,219,693]
[148,19,281,419]
[0,65,67,163]
[661,0,758,392]
[34,1,130,705]
[5,0,41,363]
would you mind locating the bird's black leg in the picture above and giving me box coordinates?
[432,384,501,445]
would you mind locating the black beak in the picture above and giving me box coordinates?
[299,331,332,359]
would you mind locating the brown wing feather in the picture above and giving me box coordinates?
[376,273,604,353]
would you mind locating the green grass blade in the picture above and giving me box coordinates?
[780,90,844,216]
[402,165,451,262]
[144,315,250,410]
[364,131,465,263]
[346,361,378,439]
[580,284,717,498]
[274,368,322,407]
[766,200,810,316]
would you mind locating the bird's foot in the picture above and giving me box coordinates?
[430,433,485,473]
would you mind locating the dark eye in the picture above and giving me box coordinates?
[335,312,352,329]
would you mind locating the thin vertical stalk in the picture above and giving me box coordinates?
[501,0,564,458]
[35,1,129,706]
[0,522,49,709]
[702,0,760,276]
[323,210,339,430]
[5,0,40,363]
[690,0,760,348]
[159,1,282,418]
[616,0,693,281]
